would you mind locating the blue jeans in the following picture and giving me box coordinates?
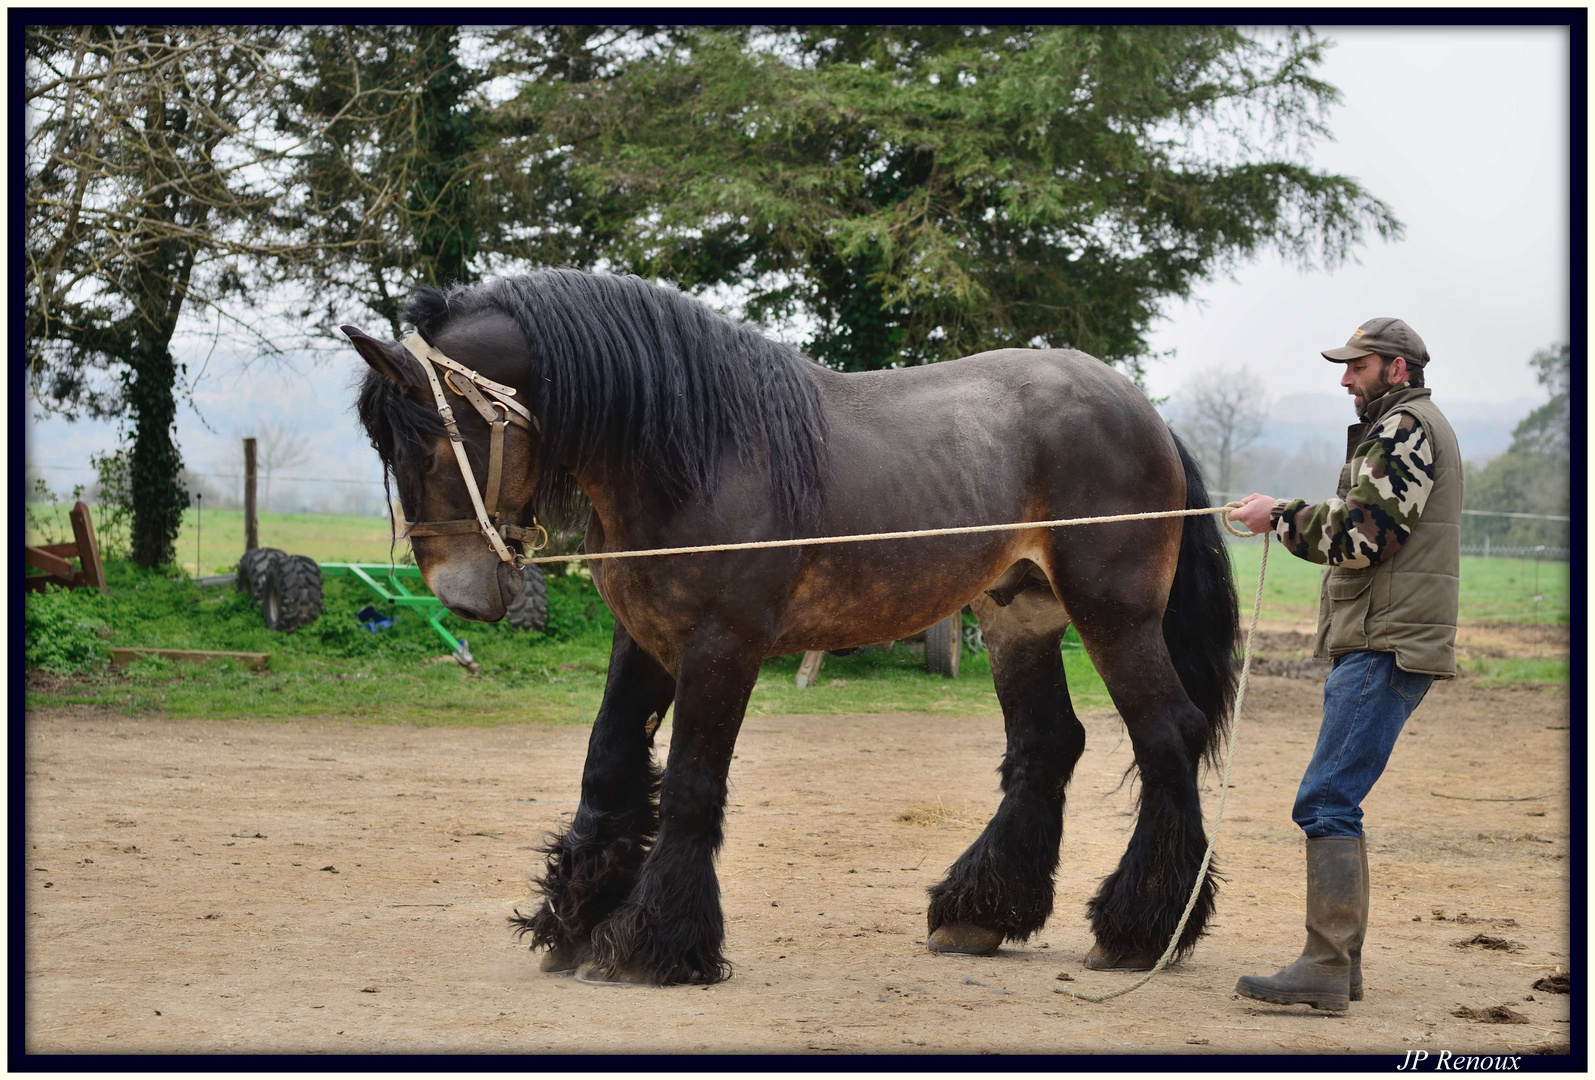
[1293,650,1433,838]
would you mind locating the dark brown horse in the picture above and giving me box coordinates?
[347,269,1239,986]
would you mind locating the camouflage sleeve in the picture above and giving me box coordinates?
[1270,412,1434,567]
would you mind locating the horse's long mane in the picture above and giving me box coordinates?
[386,270,828,530]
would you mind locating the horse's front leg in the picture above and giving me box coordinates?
[579,630,764,986]
[512,622,675,972]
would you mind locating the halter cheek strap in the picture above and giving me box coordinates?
[398,333,548,564]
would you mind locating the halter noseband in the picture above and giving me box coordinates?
[397,333,548,565]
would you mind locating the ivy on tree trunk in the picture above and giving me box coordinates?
[125,335,188,567]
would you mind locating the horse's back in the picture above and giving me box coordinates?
[813,347,1178,516]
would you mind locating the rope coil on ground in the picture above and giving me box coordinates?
[518,499,1270,1002]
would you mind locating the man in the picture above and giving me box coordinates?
[1226,317,1462,1012]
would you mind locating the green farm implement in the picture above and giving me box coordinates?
[233,548,547,672]
[321,562,485,672]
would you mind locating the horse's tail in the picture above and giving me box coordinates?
[1163,431,1241,769]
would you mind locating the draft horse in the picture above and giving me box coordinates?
[348,269,1240,986]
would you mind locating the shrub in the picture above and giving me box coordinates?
[25,586,111,673]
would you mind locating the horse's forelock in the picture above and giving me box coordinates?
[356,367,446,507]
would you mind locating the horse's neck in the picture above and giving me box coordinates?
[567,465,659,551]
[570,456,778,552]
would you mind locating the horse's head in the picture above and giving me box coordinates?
[346,308,543,623]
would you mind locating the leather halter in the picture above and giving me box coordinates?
[397,333,548,565]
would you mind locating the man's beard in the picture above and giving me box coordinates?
[1351,363,1399,417]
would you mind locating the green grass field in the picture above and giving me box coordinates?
[172,507,410,574]
[26,504,410,576]
[24,510,1566,724]
[32,505,1568,624]
[1226,540,1569,625]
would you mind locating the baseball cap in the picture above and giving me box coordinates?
[1322,317,1430,366]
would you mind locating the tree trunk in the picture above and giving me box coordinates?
[125,62,191,569]
[126,333,187,568]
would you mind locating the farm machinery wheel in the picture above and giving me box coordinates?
[924,612,962,678]
[263,555,324,632]
[505,564,548,631]
[236,547,286,605]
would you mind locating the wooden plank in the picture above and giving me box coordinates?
[24,546,75,579]
[70,501,108,595]
[33,542,80,557]
[794,649,826,689]
[110,648,270,672]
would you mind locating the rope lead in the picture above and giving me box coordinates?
[521,502,1258,565]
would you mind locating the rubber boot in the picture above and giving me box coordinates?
[1349,834,1368,1001]
[1235,837,1364,1012]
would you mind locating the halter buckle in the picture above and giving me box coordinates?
[511,522,550,566]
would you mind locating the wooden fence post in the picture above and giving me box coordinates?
[795,650,826,689]
[243,437,258,552]
[69,501,108,595]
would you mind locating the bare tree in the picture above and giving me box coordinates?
[245,421,312,513]
[24,26,374,565]
[1175,367,1269,496]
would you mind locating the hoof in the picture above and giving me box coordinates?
[927,923,1003,955]
[575,961,655,987]
[538,943,584,975]
[1084,942,1162,971]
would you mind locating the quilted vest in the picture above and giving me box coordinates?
[1313,386,1462,676]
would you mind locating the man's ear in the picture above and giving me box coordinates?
[343,326,423,390]
[1389,355,1409,384]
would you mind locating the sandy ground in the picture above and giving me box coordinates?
[23,671,1571,1058]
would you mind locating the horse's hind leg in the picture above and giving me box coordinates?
[512,623,675,971]
[1055,538,1218,969]
[926,586,1086,953]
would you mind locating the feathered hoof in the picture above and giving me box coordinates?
[538,942,585,974]
[1083,942,1162,971]
[926,923,1004,955]
[575,961,657,987]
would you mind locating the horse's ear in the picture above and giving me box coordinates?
[342,326,422,390]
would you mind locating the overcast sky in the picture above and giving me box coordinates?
[1142,25,1571,406]
[25,24,1573,499]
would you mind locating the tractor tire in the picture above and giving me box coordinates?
[236,547,286,607]
[263,555,324,633]
[925,611,962,678]
[505,565,548,632]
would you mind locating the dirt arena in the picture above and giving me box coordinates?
[24,643,1571,1056]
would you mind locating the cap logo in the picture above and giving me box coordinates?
[1352,328,1365,338]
